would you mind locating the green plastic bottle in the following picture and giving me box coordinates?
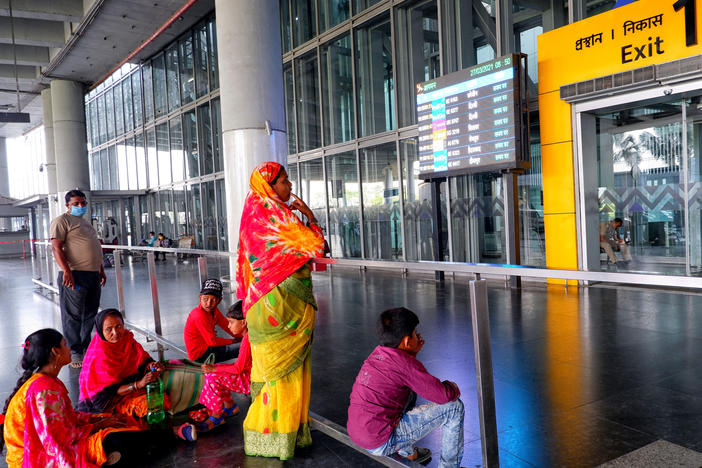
[145,374,165,425]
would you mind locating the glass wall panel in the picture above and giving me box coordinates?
[450,173,504,263]
[288,161,299,190]
[284,64,296,154]
[105,88,115,141]
[321,34,354,145]
[97,94,106,144]
[179,35,195,105]
[100,149,109,189]
[319,0,349,32]
[687,99,702,273]
[151,192,162,234]
[361,143,402,259]
[190,183,203,248]
[326,151,361,257]
[89,100,98,149]
[203,180,217,250]
[208,19,219,90]
[212,98,223,173]
[126,137,138,190]
[91,153,101,190]
[143,62,154,123]
[107,145,118,189]
[123,78,134,132]
[299,158,327,235]
[198,103,214,175]
[216,179,227,250]
[153,54,167,118]
[174,185,188,238]
[156,123,171,185]
[135,132,147,190]
[194,24,209,97]
[292,0,316,47]
[160,189,175,238]
[396,1,440,127]
[519,121,545,266]
[295,51,321,151]
[280,0,291,53]
[146,129,158,187]
[166,45,180,112]
[114,83,124,136]
[400,138,439,261]
[132,72,143,127]
[183,111,199,178]
[117,141,128,190]
[170,117,185,182]
[355,14,395,137]
[139,195,149,238]
[354,0,381,14]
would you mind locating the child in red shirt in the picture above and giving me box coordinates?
[196,301,252,432]
[183,279,240,362]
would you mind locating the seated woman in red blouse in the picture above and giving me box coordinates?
[184,279,242,363]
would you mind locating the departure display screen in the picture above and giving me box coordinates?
[416,55,527,178]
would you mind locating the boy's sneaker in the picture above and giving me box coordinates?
[405,447,431,464]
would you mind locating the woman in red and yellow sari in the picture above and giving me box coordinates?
[237,161,325,460]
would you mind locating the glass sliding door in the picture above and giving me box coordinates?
[582,97,686,274]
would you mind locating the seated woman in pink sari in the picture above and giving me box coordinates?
[1,328,142,467]
[77,308,166,417]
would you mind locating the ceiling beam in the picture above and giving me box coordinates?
[0,64,39,80]
[0,0,83,23]
[0,44,49,66]
[0,16,66,48]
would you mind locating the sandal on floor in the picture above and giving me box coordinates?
[196,415,225,432]
[189,408,209,423]
[404,447,432,464]
[175,422,197,442]
[222,403,239,417]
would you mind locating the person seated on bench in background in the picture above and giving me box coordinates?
[77,308,196,442]
[599,217,632,267]
[1,328,145,467]
[193,300,252,432]
[184,279,241,363]
[155,233,167,261]
[347,307,464,468]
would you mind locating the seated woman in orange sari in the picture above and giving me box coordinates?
[1,328,142,468]
[77,308,167,417]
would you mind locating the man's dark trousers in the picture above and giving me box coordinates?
[58,270,101,356]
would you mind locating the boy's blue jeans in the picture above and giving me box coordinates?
[367,399,464,468]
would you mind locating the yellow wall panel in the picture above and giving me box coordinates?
[544,213,578,273]
[538,91,572,146]
[541,142,575,215]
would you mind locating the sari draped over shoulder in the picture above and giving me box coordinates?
[78,327,153,415]
[4,373,139,468]
[236,162,324,460]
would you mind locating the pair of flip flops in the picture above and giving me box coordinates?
[192,403,239,432]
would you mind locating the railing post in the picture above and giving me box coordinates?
[469,279,499,467]
[198,256,208,286]
[114,251,126,318]
[147,252,164,360]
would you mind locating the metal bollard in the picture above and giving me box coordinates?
[114,251,125,318]
[147,252,164,360]
[198,256,208,286]
[469,279,499,467]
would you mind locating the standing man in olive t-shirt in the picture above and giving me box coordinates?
[50,189,106,368]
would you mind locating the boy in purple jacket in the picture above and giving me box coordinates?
[347,307,464,467]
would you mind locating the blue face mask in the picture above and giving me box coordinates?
[70,205,87,217]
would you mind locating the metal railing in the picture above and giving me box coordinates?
[30,242,702,468]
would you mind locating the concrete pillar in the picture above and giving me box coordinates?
[42,88,60,219]
[0,137,10,231]
[50,80,90,215]
[0,137,9,196]
[215,0,287,268]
